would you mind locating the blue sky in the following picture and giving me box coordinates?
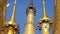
[6,0,54,34]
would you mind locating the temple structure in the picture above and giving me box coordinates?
[53,0,60,34]
[24,0,36,34]
[0,0,60,34]
[0,0,7,34]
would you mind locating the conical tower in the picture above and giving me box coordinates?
[4,0,19,34]
[53,0,60,34]
[24,0,36,34]
[37,0,52,34]
[0,0,7,34]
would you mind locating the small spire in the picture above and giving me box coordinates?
[4,0,19,34]
[10,0,16,21]
[30,0,33,6]
[42,0,47,18]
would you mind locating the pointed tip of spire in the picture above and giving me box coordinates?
[42,0,45,5]
[14,0,16,4]
[42,0,48,18]
[9,0,17,22]
[30,0,33,6]
[42,0,44,1]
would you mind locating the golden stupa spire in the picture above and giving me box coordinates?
[42,0,47,18]
[4,0,19,34]
[39,0,51,20]
[10,0,16,22]
[24,0,36,34]
[37,0,52,34]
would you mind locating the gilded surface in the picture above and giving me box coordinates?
[0,0,7,34]
[0,0,7,8]
[42,23,50,34]
[24,0,35,34]
[53,0,60,34]
[24,10,35,34]
[37,0,52,34]
[0,7,3,34]
[4,0,19,34]
[5,26,16,34]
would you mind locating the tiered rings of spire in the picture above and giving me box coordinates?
[4,0,19,34]
[37,0,52,34]
[26,0,36,15]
